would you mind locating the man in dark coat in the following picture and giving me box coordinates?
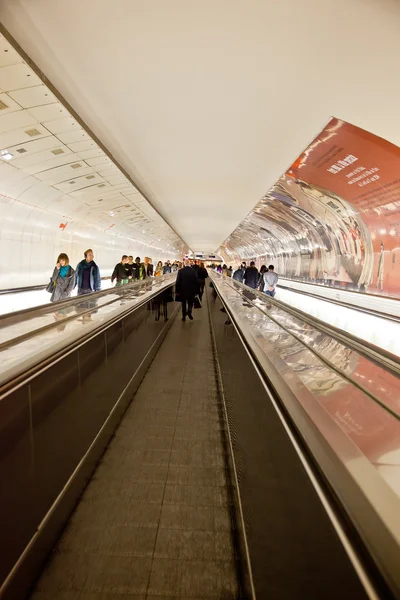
[176,260,200,321]
[243,261,259,289]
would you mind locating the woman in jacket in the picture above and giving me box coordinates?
[155,261,163,276]
[49,253,75,302]
[197,261,208,300]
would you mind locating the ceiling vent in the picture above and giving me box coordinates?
[25,128,41,137]
[16,148,27,154]
[70,163,82,169]
[52,148,64,155]
[0,100,8,110]
[98,184,106,188]
[69,180,76,185]
[86,175,95,180]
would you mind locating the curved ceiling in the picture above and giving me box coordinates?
[1,0,400,253]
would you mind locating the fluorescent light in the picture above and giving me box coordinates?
[1,151,13,160]
[109,211,114,216]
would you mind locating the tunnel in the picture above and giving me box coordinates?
[0,2,400,600]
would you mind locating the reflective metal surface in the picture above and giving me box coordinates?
[211,271,400,597]
[0,284,178,598]
[211,272,400,512]
[0,274,176,387]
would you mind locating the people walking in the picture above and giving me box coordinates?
[133,257,147,280]
[233,264,245,282]
[111,255,131,286]
[197,261,208,300]
[258,265,267,290]
[263,264,278,297]
[176,260,199,321]
[155,260,163,276]
[243,261,259,289]
[48,253,75,302]
[76,249,101,295]
[145,257,154,277]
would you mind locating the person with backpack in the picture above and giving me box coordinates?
[48,253,75,302]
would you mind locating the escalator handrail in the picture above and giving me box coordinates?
[0,275,171,325]
[0,276,176,393]
[211,272,400,598]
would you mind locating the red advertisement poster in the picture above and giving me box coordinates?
[286,118,400,296]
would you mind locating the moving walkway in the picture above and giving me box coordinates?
[1,273,399,599]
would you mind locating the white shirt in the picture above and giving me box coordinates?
[263,271,278,291]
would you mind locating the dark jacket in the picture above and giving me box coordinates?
[233,268,244,283]
[50,266,75,302]
[76,260,101,292]
[111,262,131,282]
[146,263,154,277]
[244,266,259,289]
[132,262,147,280]
[197,267,208,282]
[176,266,199,300]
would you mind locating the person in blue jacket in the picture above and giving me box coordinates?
[75,249,101,296]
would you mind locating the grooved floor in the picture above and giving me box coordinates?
[30,292,239,600]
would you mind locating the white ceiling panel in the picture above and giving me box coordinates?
[0,123,50,151]
[8,174,38,197]
[27,102,68,122]
[8,85,56,108]
[67,140,97,152]
[0,108,37,133]
[75,148,104,160]
[85,155,110,167]
[0,63,41,91]
[54,173,105,193]
[10,148,74,172]
[6,135,66,155]
[0,92,23,114]
[42,116,78,134]
[35,163,95,185]
[0,36,23,67]
[56,128,88,144]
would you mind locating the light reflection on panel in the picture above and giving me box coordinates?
[0,279,113,316]
[275,286,400,357]
[0,275,176,385]
[211,273,400,499]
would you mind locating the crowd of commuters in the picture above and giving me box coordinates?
[48,250,277,321]
[206,260,278,297]
[48,250,184,303]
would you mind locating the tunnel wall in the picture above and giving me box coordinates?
[219,118,400,297]
[0,190,180,290]
[0,33,187,291]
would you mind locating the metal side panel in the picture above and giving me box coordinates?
[0,295,179,600]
